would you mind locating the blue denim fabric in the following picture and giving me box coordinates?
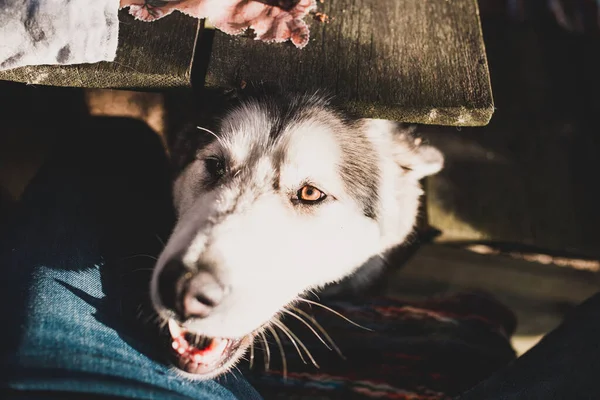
[0,118,262,400]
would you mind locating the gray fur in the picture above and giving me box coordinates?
[175,92,382,221]
[153,89,444,379]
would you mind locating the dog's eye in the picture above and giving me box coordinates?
[297,185,326,203]
[204,157,226,179]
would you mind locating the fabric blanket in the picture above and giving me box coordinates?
[238,291,517,399]
[0,0,120,71]
[119,0,317,48]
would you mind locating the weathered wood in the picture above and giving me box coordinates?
[0,11,201,89]
[204,0,494,126]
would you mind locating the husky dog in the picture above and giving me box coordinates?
[152,88,443,379]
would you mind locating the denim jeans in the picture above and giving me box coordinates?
[0,118,262,400]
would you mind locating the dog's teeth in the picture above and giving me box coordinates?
[177,336,190,351]
[166,314,231,367]
[193,354,204,363]
[191,349,218,364]
[212,338,228,355]
[186,338,229,365]
[168,319,184,339]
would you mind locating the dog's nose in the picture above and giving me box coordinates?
[157,258,226,319]
[181,270,226,318]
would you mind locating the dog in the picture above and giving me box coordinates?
[151,88,443,379]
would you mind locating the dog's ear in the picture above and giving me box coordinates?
[361,118,444,179]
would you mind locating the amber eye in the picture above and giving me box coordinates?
[297,185,326,203]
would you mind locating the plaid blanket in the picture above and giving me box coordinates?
[239,291,517,400]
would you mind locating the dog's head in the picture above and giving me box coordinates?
[152,91,443,378]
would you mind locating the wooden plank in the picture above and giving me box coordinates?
[204,0,494,127]
[0,11,201,89]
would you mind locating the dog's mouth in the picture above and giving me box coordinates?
[167,318,245,376]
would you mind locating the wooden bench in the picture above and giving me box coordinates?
[0,0,493,126]
[0,12,202,89]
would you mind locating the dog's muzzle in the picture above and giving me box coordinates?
[155,257,247,376]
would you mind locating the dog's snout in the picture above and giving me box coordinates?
[182,270,226,318]
[157,257,226,320]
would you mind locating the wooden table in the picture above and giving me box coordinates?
[0,0,493,127]
[0,11,201,89]
[205,0,494,126]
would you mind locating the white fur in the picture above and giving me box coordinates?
[151,99,444,376]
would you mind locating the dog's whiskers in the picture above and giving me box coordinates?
[267,326,287,380]
[139,309,156,325]
[157,315,169,330]
[282,309,332,351]
[259,331,271,372]
[289,306,345,360]
[155,234,166,248]
[272,320,306,364]
[197,126,226,147]
[272,320,319,367]
[232,366,242,381]
[249,341,255,369]
[296,298,374,331]
[134,306,146,322]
